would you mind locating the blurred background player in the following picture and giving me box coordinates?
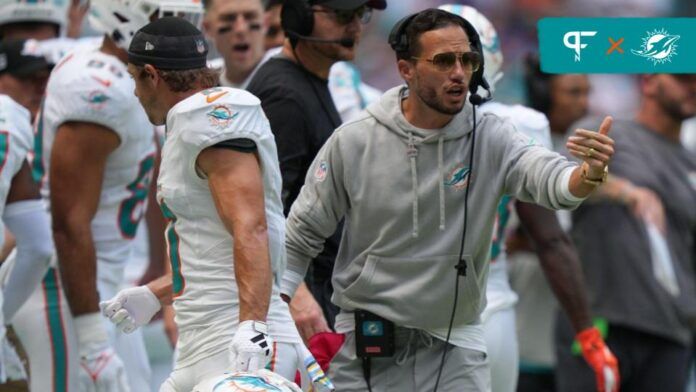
[203,0,269,89]
[438,5,618,392]
[264,0,286,50]
[0,0,94,63]
[556,73,696,392]
[508,55,591,391]
[13,0,202,391]
[0,39,53,328]
[524,55,591,153]
[0,0,69,40]
[0,39,55,385]
[0,40,50,119]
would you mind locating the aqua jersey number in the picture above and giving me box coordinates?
[118,154,155,239]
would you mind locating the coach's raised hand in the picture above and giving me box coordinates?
[566,116,615,197]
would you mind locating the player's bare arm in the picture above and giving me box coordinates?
[590,175,666,233]
[6,161,40,203]
[516,201,592,331]
[197,146,272,322]
[146,273,174,306]
[50,121,119,315]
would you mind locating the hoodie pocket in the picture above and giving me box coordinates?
[341,254,482,330]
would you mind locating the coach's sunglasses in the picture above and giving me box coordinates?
[412,51,482,73]
[313,5,373,25]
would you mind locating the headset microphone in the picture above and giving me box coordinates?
[469,90,492,105]
[469,75,492,105]
[286,30,355,48]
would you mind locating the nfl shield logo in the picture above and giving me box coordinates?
[196,39,205,54]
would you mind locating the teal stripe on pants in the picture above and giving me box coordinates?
[43,268,68,392]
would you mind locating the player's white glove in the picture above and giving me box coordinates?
[228,320,274,372]
[99,286,161,334]
[74,313,130,392]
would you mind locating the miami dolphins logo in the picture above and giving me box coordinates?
[444,163,470,191]
[213,374,283,391]
[632,29,680,65]
[207,104,239,129]
[82,90,109,109]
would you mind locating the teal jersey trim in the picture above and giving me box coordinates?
[490,195,513,261]
[31,100,45,182]
[160,200,184,296]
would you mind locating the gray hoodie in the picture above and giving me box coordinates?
[282,86,583,339]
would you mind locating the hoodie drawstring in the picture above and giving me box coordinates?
[438,135,445,231]
[407,133,447,237]
[407,131,419,238]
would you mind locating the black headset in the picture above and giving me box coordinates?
[524,53,552,114]
[281,0,315,39]
[388,10,491,106]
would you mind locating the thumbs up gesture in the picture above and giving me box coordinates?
[566,116,614,179]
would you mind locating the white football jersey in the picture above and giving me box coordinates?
[158,87,299,368]
[22,36,103,65]
[478,102,552,321]
[36,48,156,266]
[0,96,35,249]
[328,61,382,123]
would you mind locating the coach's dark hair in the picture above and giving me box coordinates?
[393,9,472,61]
[524,53,554,114]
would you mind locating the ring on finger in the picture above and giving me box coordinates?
[586,147,596,158]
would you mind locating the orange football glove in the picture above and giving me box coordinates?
[576,327,620,392]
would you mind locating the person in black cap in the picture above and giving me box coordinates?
[0,39,51,117]
[246,0,386,344]
[0,41,55,389]
[100,17,333,391]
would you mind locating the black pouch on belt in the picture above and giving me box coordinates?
[354,309,395,357]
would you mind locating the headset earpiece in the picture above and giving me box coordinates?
[388,13,418,55]
[524,54,552,113]
[281,0,314,40]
